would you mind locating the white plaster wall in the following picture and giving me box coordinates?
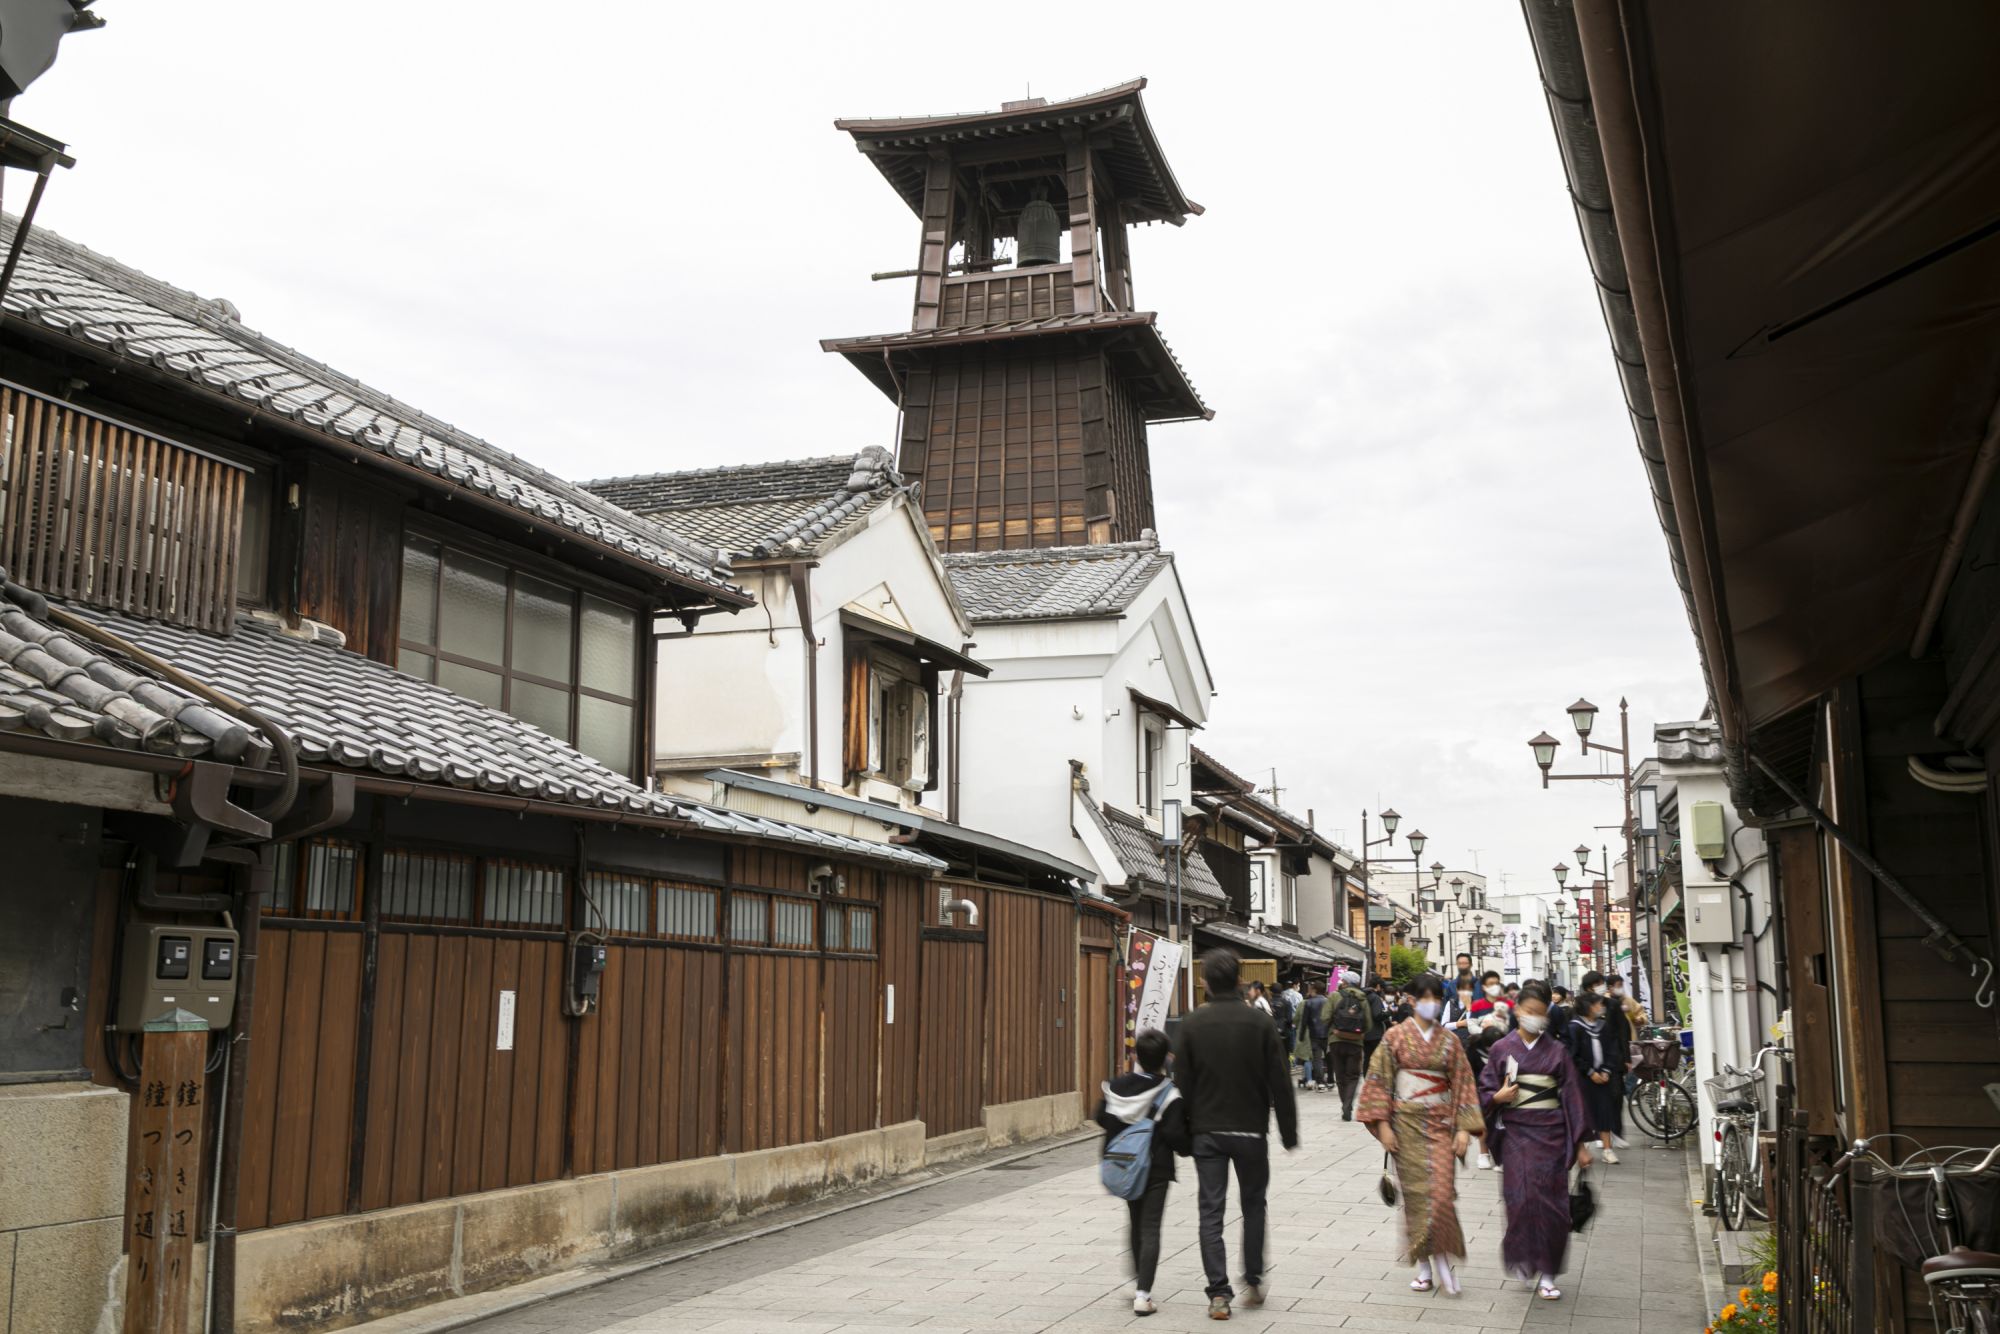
[653,566,803,771]
[954,669,1103,868]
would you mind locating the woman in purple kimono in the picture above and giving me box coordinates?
[1477,980,1592,1302]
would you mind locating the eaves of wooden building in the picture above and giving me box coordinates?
[1525,5,2000,1327]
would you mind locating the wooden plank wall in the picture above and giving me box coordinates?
[919,937,986,1135]
[879,873,924,1126]
[919,350,1086,552]
[229,842,1108,1231]
[939,270,1075,330]
[984,892,1075,1105]
[1854,662,2000,1145]
[571,944,722,1176]
[235,926,363,1231]
[294,462,408,664]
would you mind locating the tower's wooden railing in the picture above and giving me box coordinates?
[0,378,247,633]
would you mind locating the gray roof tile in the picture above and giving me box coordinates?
[942,536,1171,621]
[0,580,939,871]
[0,216,747,603]
[583,449,900,560]
[1096,802,1224,902]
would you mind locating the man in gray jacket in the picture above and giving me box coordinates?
[1172,949,1300,1320]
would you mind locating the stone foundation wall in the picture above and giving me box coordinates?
[0,1082,133,1334]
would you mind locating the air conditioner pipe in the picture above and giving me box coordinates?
[943,897,979,928]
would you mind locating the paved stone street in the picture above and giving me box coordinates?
[460,1090,1707,1334]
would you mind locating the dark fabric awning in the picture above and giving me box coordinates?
[839,610,989,677]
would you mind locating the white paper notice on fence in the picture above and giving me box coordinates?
[885,983,895,1025]
[496,990,516,1051]
[1135,936,1183,1039]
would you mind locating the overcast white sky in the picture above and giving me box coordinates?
[15,1,1706,906]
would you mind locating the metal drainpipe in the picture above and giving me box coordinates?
[210,843,274,1334]
[788,563,817,786]
[946,664,965,824]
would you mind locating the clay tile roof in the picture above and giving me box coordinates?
[941,536,1171,622]
[583,448,900,560]
[0,215,748,605]
[0,582,940,871]
[1097,803,1225,903]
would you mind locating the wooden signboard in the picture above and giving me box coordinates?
[1372,925,1392,979]
[125,1024,206,1334]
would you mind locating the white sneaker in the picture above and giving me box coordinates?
[1133,1294,1156,1317]
[1611,1133,1630,1149]
[1603,1148,1621,1164]
[1477,1152,1495,1170]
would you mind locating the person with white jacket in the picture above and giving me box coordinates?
[1095,1028,1191,1316]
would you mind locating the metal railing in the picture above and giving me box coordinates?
[1778,1099,1873,1333]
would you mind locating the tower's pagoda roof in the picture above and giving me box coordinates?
[821,310,1212,424]
[834,77,1201,227]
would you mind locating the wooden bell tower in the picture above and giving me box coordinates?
[823,79,1212,553]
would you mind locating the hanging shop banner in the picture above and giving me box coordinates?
[1124,932,1183,1051]
[1502,926,1521,977]
[1372,924,1392,979]
[1576,895,1594,953]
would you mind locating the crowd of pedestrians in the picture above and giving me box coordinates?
[1093,948,1644,1320]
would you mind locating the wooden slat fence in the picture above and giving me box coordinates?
[0,380,245,632]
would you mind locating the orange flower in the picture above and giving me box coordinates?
[1739,1286,1753,1304]
[1720,1303,1739,1321]
[1763,1271,1779,1293]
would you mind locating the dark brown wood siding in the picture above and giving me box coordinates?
[919,936,986,1135]
[879,873,924,1126]
[938,269,1075,330]
[295,461,407,663]
[984,891,1075,1104]
[570,943,723,1176]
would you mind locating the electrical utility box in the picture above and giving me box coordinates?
[115,922,239,1030]
[1689,800,1728,863]
[1685,883,1741,947]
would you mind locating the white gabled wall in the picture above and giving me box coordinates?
[955,556,1215,890]
[654,496,971,818]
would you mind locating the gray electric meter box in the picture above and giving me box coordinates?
[1686,883,1741,947]
[1689,800,1728,863]
[115,922,239,1030]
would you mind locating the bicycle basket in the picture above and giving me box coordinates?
[1871,1167,2000,1269]
[1703,1072,1756,1103]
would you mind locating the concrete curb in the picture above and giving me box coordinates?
[344,1129,1097,1334]
[1687,1141,1729,1318]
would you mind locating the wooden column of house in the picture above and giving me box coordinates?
[1063,134,1098,316]
[1771,823,1837,1135]
[911,154,954,333]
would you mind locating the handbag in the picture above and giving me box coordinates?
[1568,1165,1596,1233]
[1379,1151,1399,1207]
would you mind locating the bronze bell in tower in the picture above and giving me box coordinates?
[1015,188,1061,268]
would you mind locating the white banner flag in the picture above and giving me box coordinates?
[1135,935,1183,1040]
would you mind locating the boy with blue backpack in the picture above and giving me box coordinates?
[1096,1027,1191,1317]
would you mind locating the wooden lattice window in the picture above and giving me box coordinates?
[0,380,249,633]
[379,849,476,924]
[583,872,720,942]
[824,903,877,956]
[268,837,362,920]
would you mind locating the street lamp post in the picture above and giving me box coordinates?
[1528,696,1663,1019]
[1361,808,1431,988]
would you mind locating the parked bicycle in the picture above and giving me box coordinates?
[1831,1136,2000,1333]
[1628,1027,1698,1143]
[1705,1043,1788,1229]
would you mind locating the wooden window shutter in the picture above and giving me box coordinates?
[921,666,941,793]
[842,651,870,781]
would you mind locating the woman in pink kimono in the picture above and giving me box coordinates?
[1357,974,1485,1295]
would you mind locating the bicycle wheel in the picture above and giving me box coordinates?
[1634,1078,1698,1142]
[1721,1123,1751,1230]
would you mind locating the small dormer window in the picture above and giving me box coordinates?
[1137,712,1166,815]
[855,653,931,791]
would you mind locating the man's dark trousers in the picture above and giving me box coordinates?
[1327,1039,1364,1116]
[1193,1133,1269,1298]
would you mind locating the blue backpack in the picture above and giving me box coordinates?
[1099,1082,1178,1201]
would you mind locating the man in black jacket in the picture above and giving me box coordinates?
[1095,1027,1190,1318]
[1173,949,1299,1320]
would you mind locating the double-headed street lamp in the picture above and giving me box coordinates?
[1360,808,1433,987]
[1424,875,1492,975]
[1529,696,1663,1019]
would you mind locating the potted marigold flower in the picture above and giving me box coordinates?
[1706,1271,1778,1333]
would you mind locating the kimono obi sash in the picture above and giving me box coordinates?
[1510,1072,1561,1115]
[1394,1069,1452,1106]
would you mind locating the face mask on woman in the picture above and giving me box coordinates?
[1485,984,1502,998]
[1518,1013,1549,1035]
[1414,999,1441,1022]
